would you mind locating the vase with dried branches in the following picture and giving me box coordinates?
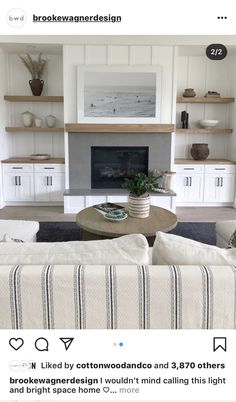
[19,53,47,96]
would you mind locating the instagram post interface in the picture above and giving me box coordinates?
[0,1,236,401]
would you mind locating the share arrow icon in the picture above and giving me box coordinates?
[59,338,74,351]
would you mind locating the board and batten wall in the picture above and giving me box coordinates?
[4,52,64,157]
[63,44,176,188]
[229,52,236,163]
[175,54,232,160]
[0,49,9,207]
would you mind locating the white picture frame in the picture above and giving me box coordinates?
[77,66,162,123]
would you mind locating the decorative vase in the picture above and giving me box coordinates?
[128,194,150,218]
[21,111,34,127]
[34,118,42,128]
[29,79,44,96]
[183,88,196,97]
[190,143,209,160]
[45,115,56,128]
[163,171,176,191]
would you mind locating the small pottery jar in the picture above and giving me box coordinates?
[21,111,34,127]
[183,88,196,97]
[45,114,56,128]
[34,117,43,128]
[190,143,209,160]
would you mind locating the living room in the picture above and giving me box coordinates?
[0,35,236,241]
[0,36,236,331]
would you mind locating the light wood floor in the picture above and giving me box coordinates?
[0,206,235,222]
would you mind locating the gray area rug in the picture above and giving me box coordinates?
[37,221,216,245]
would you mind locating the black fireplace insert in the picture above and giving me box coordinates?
[91,146,149,188]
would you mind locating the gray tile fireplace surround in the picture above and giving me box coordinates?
[69,132,172,189]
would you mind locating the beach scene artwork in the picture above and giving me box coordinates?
[84,72,157,118]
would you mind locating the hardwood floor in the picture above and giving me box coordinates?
[0,205,235,222]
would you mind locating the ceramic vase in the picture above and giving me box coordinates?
[128,194,150,218]
[21,111,34,127]
[190,143,209,160]
[163,172,176,191]
[45,115,56,128]
[34,118,43,128]
[29,79,44,96]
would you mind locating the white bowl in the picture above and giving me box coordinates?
[199,119,219,128]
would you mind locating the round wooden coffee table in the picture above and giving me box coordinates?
[76,203,177,245]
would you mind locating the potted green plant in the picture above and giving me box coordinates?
[122,171,162,218]
[19,53,46,96]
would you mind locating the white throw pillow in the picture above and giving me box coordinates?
[153,231,236,265]
[0,234,149,265]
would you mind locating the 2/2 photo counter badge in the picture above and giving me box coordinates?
[206,44,227,60]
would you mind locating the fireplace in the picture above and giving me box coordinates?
[91,146,149,188]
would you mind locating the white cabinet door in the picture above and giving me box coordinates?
[3,173,34,201]
[175,174,188,202]
[175,174,203,203]
[187,174,204,202]
[219,174,235,203]
[50,173,65,202]
[204,174,235,203]
[35,173,65,202]
[203,174,218,202]
[34,173,51,201]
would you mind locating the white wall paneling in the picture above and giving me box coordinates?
[85,46,107,65]
[107,46,129,65]
[175,52,234,161]
[130,46,152,65]
[4,52,64,159]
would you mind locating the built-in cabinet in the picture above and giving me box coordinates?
[175,165,204,203]
[34,164,65,202]
[203,165,235,203]
[175,162,236,205]
[3,164,34,202]
[2,161,65,204]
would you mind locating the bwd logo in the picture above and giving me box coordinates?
[7,8,26,28]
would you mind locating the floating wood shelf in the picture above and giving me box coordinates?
[66,123,175,133]
[4,95,64,102]
[5,127,64,132]
[177,97,234,104]
[175,158,236,165]
[1,157,65,164]
[176,128,233,134]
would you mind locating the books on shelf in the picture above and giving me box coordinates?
[93,202,124,213]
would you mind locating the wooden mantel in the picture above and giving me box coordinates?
[65,123,175,133]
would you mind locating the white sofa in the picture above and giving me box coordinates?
[0,232,236,330]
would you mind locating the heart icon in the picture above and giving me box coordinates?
[103,387,110,393]
[9,338,24,351]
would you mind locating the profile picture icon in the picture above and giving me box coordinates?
[6,8,27,28]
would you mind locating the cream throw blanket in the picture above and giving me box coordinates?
[0,264,235,329]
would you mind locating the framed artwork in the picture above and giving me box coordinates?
[77,66,162,123]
